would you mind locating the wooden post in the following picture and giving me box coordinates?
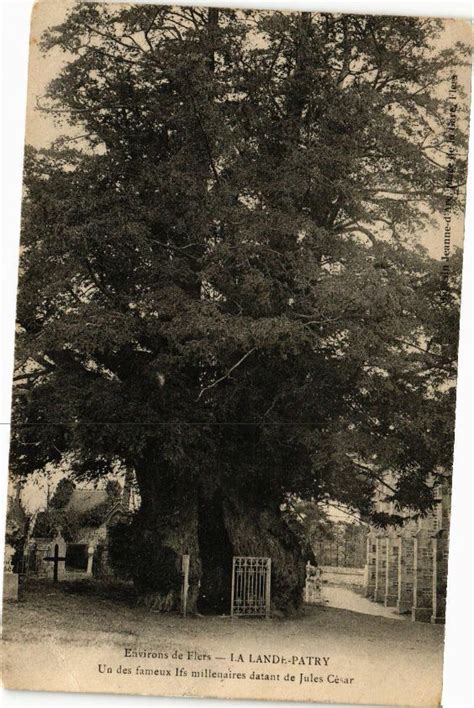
[304,561,310,603]
[181,554,190,617]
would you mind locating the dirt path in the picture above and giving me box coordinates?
[323,585,407,620]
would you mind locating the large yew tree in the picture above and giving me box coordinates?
[11,5,468,612]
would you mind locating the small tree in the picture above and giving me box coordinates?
[50,478,76,509]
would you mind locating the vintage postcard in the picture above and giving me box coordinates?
[1,2,472,706]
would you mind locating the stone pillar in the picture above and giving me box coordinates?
[365,532,377,598]
[35,540,50,577]
[384,535,399,607]
[57,535,66,581]
[412,530,434,622]
[431,479,451,624]
[397,534,415,614]
[440,482,451,530]
[374,535,388,603]
[431,529,448,624]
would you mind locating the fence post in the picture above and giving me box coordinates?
[181,554,190,617]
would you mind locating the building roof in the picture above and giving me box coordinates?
[65,489,109,515]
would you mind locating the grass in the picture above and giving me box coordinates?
[2,576,445,654]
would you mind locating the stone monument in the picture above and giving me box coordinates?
[3,543,19,601]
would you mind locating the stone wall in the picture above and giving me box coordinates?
[26,534,67,580]
[363,479,451,623]
[320,565,365,588]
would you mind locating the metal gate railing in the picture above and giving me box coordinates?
[231,556,271,618]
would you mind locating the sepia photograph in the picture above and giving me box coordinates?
[1,1,472,706]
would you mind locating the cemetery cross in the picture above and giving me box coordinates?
[44,543,66,582]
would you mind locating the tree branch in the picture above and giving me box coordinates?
[345,456,398,494]
[196,348,256,401]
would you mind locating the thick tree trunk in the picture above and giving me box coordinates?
[128,464,202,612]
[223,496,307,615]
[124,466,305,615]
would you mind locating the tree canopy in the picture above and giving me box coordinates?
[10,5,469,609]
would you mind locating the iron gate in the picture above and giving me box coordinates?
[231,556,271,618]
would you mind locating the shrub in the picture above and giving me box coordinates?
[107,517,182,595]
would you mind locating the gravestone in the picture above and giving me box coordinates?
[86,545,95,575]
[33,539,52,577]
[3,543,19,601]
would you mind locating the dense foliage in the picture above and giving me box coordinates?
[11,6,469,610]
[49,478,76,509]
[108,519,185,606]
[32,478,122,540]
